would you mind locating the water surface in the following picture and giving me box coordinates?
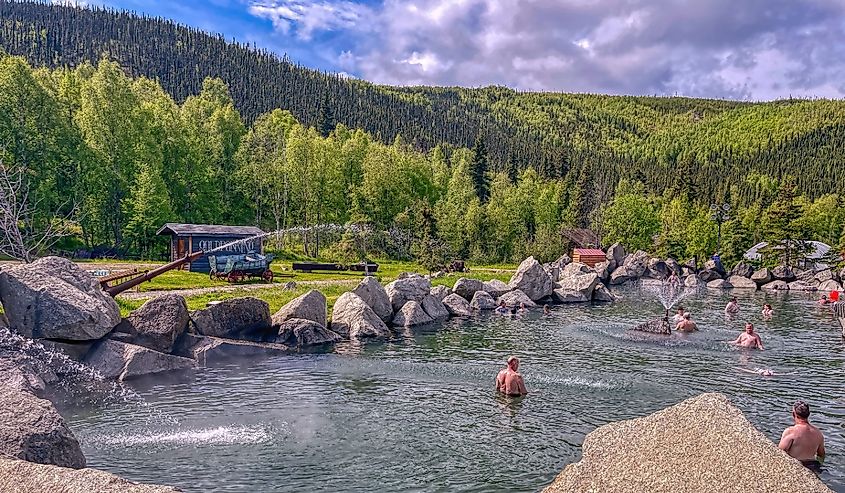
[63,288,845,492]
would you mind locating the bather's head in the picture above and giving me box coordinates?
[793,400,810,421]
[507,356,520,370]
[745,322,754,334]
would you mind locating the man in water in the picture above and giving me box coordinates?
[543,304,551,315]
[779,400,825,470]
[725,297,739,315]
[495,300,509,314]
[672,307,685,325]
[729,322,764,350]
[675,313,697,332]
[495,356,528,397]
[818,295,830,306]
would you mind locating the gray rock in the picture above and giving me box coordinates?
[814,269,835,283]
[552,253,572,269]
[453,277,485,301]
[192,297,272,340]
[684,275,704,288]
[352,277,393,322]
[553,288,590,303]
[442,293,473,316]
[704,259,725,275]
[508,256,554,301]
[727,275,758,289]
[729,262,754,278]
[594,261,612,283]
[497,289,537,308]
[392,300,434,327]
[0,355,46,395]
[772,265,797,282]
[818,280,843,292]
[762,280,789,291]
[85,340,197,381]
[483,279,511,298]
[646,259,670,279]
[544,264,561,283]
[470,290,497,310]
[0,385,85,468]
[421,294,450,320]
[788,280,817,291]
[606,242,626,266]
[751,268,773,286]
[557,272,600,299]
[121,294,189,353]
[39,340,93,362]
[698,269,722,282]
[183,336,291,363]
[561,261,592,278]
[330,292,391,339]
[385,275,432,311]
[0,456,179,492]
[592,283,616,302]
[276,318,341,347]
[609,250,649,285]
[0,256,120,341]
[680,266,696,277]
[272,290,327,327]
[795,268,816,283]
[542,393,833,493]
[429,285,452,302]
[707,279,732,289]
[664,258,682,276]
[840,267,845,283]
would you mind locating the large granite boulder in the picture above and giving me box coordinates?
[664,258,682,276]
[352,277,393,322]
[542,393,832,493]
[606,242,626,266]
[561,261,592,278]
[120,294,189,353]
[543,264,560,283]
[483,279,511,298]
[762,280,789,291]
[645,259,670,279]
[453,278,485,301]
[385,275,431,311]
[177,335,290,362]
[788,280,817,292]
[330,292,391,339]
[85,340,197,381]
[818,280,843,292]
[609,251,648,285]
[192,297,272,340]
[751,268,773,286]
[272,290,327,327]
[496,289,537,308]
[0,354,47,395]
[730,262,754,278]
[442,293,472,316]
[698,269,722,282]
[728,275,758,289]
[508,256,553,301]
[0,385,85,468]
[470,290,497,310]
[592,283,616,302]
[0,257,120,341]
[593,260,612,283]
[707,279,732,289]
[684,275,704,288]
[420,295,450,320]
[814,269,837,283]
[551,253,572,269]
[276,318,341,347]
[429,285,452,302]
[557,272,600,300]
[553,288,590,303]
[0,456,179,492]
[772,266,797,282]
[704,258,726,275]
[392,300,434,327]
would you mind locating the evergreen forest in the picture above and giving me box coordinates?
[0,0,844,267]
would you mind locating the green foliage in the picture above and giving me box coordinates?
[598,182,660,252]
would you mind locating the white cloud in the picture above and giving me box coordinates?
[51,0,89,6]
[248,0,845,100]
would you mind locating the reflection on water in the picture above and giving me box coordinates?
[62,289,845,492]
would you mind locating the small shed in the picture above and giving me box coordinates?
[572,248,606,267]
[156,223,265,273]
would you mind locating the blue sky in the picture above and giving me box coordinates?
[66,0,845,100]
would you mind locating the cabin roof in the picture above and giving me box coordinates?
[573,248,605,256]
[156,223,265,237]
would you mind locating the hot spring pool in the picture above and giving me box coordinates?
[61,288,845,492]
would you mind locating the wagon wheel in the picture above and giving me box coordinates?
[262,270,274,283]
[227,272,241,283]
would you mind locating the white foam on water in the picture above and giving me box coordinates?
[526,373,623,390]
[86,425,276,448]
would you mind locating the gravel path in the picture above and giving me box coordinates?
[116,279,360,301]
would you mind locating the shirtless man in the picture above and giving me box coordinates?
[725,297,739,315]
[675,313,698,332]
[495,300,509,314]
[495,356,528,397]
[672,307,685,325]
[779,400,825,469]
[729,322,764,350]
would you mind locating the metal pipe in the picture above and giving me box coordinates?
[105,250,206,297]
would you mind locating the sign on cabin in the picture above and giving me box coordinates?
[156,223,265,273]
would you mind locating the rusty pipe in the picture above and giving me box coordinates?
[106,250,206,297]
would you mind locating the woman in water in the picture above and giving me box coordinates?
[762,304,773,319]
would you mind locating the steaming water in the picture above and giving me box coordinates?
[61,289,845,492]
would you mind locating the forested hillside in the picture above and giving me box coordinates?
[0,0,843,267]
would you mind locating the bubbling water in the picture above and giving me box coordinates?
[641,280,698,310]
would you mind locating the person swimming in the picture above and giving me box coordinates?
[725,297,739,315]
[675,312,698,332]
[762,303,773,318]
[672,306,685,325]
[818,294,831,306]
[495,300,509,314]
[495,356,528,397]
[517,302,528,314]
[728,322,763,350]
[779,400,825,471]
[543,304,551,315]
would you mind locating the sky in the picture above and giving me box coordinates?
[58,0,845,101]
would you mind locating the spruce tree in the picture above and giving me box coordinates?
[470,136,490,202]
[316,91,335,138]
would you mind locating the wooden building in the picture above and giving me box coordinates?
[156,223,265,273]
[572,248,606,267]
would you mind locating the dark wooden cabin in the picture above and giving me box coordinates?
[156,223,265,273]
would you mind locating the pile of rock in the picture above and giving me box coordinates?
[544,393,832,493]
